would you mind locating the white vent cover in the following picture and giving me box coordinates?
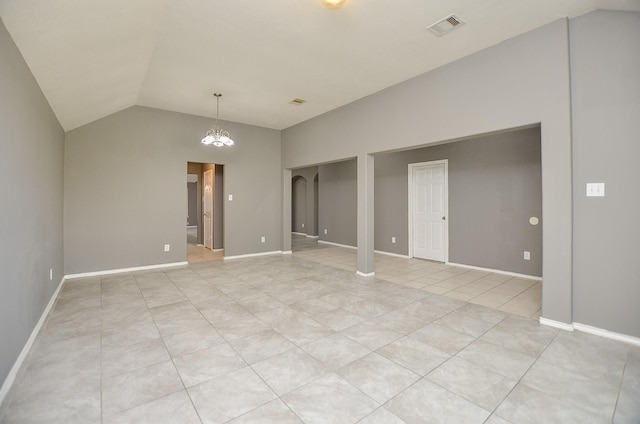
[427,14,465,36]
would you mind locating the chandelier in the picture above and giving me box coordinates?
[201,93,234,147]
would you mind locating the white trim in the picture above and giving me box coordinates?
[0,276,65,407]
[408,160,449,262]
[187,225,197,229]
[64,261,188,279]
[573,322,640,347]
[282,250,293,255]
[539,317,575,331]
[306,235,319,239]
[317,240,357,249]
[356,271,376,277]
[446,261,542,281]
[224,250,282,260]
[212,248,224,252]
[374,250,411,259]
[291,232,307,236]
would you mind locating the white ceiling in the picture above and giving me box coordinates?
[1,0,639,131]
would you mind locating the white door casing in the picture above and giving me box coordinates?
[203,169,213,250]
[408,160,448,262]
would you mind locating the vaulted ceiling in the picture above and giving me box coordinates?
[1,0,638,131]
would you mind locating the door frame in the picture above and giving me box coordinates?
[408,159,449,262]
[203,168,214,250]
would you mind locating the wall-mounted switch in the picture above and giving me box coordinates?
[324,229,328,234]
[164,244,170,252]
[524,251,530,260]
[586,183,605,197]
[391,237,396,244]
[49,268,53,281]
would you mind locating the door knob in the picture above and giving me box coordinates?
[442,216,446,220]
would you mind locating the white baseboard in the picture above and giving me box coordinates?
[356,271,376,277]
[224,250,282,260]
[64,261,188,279]
[291,232,307,236]
[539,318,640,347]
[573,322,640,347]
[212,248,224,252]
[282,250,293,255]
[374,250,411,259]
[306,235,319,239]
[539,317,575,331]
[446,261,542,281]
[317,240,357,250]
[0,277,65,408]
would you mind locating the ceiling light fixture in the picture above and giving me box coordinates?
[201,93,234,147]
[322,0,347,9]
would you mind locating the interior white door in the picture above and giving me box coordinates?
[411,161,447,261]
[203,169,213,250]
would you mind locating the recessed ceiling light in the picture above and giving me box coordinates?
[289,98,307,106]
[427,14,465,36]
[322,0,347,9]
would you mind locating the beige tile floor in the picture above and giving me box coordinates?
[1,237,638,423]
[293,238,542,320]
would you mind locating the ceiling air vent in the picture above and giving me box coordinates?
[427,14,464,36]
[289,98,307,105]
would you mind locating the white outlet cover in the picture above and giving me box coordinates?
[586,183,605,197]
[164,244,170,252]
[228,194,233,201]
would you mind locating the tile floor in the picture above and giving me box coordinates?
[0,237,638,423]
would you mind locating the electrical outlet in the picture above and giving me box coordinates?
[49,268,53,281]
[164,244,170,252]
[391,236,396,244]
[228,194,233,201]
[324,229,328,234]
[261,236,266,243]
[524,251,530,260]
[301,223,305,228]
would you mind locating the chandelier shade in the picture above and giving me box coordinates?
[201,93,234,147]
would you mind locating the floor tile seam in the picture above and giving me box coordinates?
[155,315,210,424]
[611,361,629,422]
[486,329,562,421]
[422,366,506,415]
[432,306,502,339]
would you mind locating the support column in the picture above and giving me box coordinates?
[282,169,292,254]
[357,154,375,276]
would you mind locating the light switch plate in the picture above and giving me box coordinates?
[586,183,605,197]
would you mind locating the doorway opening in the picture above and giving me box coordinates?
[186,162,224,263]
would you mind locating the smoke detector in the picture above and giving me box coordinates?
[289,98,307,106]
[427,14,465,36]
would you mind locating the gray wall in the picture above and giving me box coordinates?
[187,181,197,226]
[283,19,573,324]
[318,160,357,247]
[570,11,640,337]
[292,176,307,233]
[375,127,542,276]
[292,166,319,236]
[214,165,224,249]
[64,106,281,273]
[0,19,64,388]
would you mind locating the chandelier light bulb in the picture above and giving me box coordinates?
[322,0,347,8]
